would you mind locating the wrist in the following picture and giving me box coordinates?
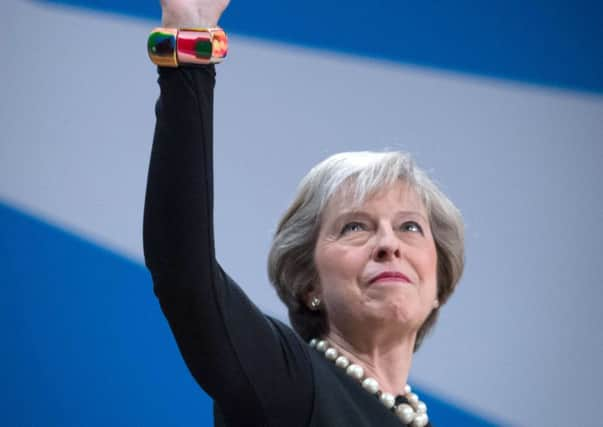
[148,27,228,67]
[161,10,218,28]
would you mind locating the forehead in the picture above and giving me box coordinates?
[322,180,427,219]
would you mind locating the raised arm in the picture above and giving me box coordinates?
[143,1,313,425]
[144,1,227,274]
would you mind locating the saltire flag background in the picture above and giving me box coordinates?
[1,0,602,425]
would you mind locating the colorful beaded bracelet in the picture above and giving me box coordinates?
[147,27,228,67]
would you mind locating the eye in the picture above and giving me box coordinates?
[401,221,423,234]
[340,221,367,235]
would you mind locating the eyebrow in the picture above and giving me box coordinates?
[333,210,428,223]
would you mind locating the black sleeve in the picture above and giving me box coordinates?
[143,66,313,426]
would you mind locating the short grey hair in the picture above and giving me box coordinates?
[268,151,464,351]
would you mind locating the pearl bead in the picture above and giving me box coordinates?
[407,392,419,405]
[346,363,364,380]
[411,413,429,427]
[361,377,379,394]
[309,338,430,425]
[335,356,350,369]
[379,392,395,409]
[395,403,415,424]
[325,347,338,360]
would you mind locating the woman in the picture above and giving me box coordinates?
[144,1,464,425]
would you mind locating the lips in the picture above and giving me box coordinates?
[369,271,412,285]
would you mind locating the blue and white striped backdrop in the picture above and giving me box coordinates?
[1,1,602,425]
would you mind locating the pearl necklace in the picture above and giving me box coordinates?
[310,339,429,427]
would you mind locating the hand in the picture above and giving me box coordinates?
[161,0,230,28]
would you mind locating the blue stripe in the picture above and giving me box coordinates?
[37,0,603,93]
[0,202,212,425]
[0,201,501,425]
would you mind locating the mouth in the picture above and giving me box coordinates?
[369,271,412,285]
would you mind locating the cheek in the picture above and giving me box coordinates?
[414,242,439,297]
[316,246,360,284]
[314,244,370,311]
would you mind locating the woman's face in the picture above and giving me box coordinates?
[313,180,438,339]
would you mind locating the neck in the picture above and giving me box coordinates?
[325,326,416,395]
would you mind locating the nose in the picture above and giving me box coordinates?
[372,226,401,262]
